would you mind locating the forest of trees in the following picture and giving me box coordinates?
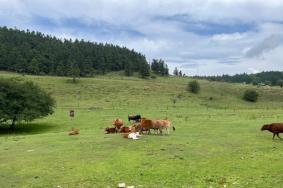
[0,26,164,78]
[194,71,283,86]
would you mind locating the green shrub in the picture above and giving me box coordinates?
[0,79,55,129]
[278,80,283,88]
[187,80,200,94]
[150,75,157,79]
[243,89,259,102]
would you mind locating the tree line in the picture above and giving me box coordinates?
[0,26,169,78]
[194,71,283,86]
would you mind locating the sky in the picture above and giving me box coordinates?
[1,0,283,76]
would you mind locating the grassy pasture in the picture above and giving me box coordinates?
[1,71,283,187]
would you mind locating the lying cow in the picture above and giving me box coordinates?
[261,123,283,139]
[128,114,141,122]
[105,127,117,134]
[123,132,141,140]
[69,128,80,135]
[112,118,124,130]
[120,126,131,133]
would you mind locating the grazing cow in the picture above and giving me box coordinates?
[139,118,162,134]
[261,123,283,139]
[120,126,131,133]
[105,127,117,134]
[154,119,175,135]
[140,118,153,134]
[112,118,124,130]
[140,118,175,135]
[69,128,80,135]
[128,114,141,122]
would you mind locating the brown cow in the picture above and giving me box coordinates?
[261,123,283,139]
[131,123,144,133]
[105,127,117,134]
[120,126,131,133]
[139,118,153,134]
[140,118,175,135]
[112,118,124,131]
[153,119,175,135]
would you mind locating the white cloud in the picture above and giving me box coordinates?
[1,0,283,75]
[211,33,245,41]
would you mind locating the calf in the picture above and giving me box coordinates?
[112,118,124,130]
[261,123,283,139]
[105,127,117,134]
[120,126,131,133]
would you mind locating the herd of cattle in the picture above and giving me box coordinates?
[105,115,175,139]
[67,110,283,140]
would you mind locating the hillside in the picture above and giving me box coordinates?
[0,27,151,77]
[1,72,283,187]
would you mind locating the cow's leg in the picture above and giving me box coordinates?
[159,128,163,135]
[273,133,276,139]
[277,133,283,139]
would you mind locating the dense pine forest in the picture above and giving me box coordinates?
[194,71,283,86]
[0,26,169,78]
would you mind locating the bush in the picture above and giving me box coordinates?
[278,80,283,88]
[187,80,200,94]
[150,75,157,79]
[0,79,55,129]
[243,89,259,102]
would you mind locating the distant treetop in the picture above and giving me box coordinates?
[193,71,283,86]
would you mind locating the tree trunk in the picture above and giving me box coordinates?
[10,117,16,130]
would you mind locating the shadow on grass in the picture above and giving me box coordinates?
[0,123,56,135]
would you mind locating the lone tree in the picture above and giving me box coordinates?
[139,62,150,78]
[173,67,179,76]
[187,80,200,94]
[68,61,80,83]
[0,79,55,129]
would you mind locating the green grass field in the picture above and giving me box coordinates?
[1,71,283,188]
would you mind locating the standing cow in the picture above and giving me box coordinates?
[261,123,283,139]
[140,118,175,135]
[128,114,141,122]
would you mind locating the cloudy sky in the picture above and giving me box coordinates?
[1,0,283,75]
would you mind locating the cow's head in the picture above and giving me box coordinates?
[261,124,271,131]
